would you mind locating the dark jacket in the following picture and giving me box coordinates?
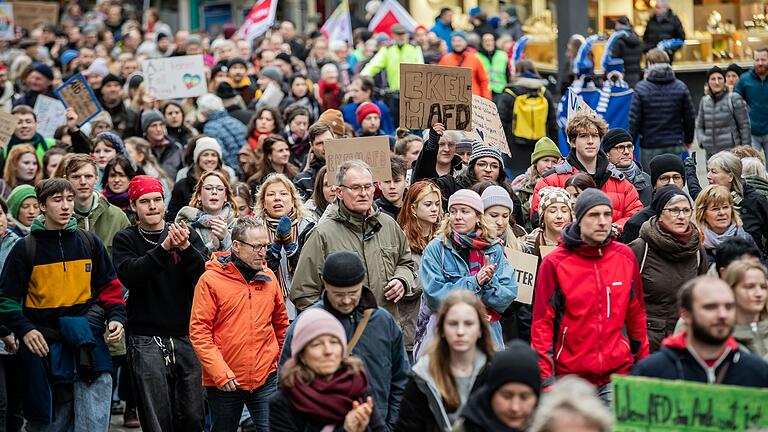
[152,137,184,180]
[611,29,644,87]
[225,105,255,126]
[739,180,768,256]
[620,162,653,206]
[166,168,198,222]
[735,69,768,136]
[410,128,464,191]
[642,10,686,53]
[280,288,410,431]
[630,64,695,149]
[620,205,654,244]
[631,333,768,387]
[293,155,325,201]
[375,197,400,221]
[103,101,140,138]
[269,388,387,432]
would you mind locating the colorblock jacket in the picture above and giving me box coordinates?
[531,223,649,387]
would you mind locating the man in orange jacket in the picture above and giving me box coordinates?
[190,216,289,431]
[439,31,492,100]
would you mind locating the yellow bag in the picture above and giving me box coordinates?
[507,86,548,142]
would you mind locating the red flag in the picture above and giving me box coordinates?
[367,0,417,37]
[237,0,278,43]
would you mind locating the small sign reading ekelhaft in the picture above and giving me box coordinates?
[141,55,207,100]
[325,136,392,185]
[400,63,473,131]
[54,73,102,126]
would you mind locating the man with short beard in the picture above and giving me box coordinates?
[99,74,139,138]
[632,276,768,386]
[735,47,768,164]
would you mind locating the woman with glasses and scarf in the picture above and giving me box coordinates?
[175,170,236,254]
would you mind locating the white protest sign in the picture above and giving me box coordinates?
[509,250,538,304]
[0,4,14,40]
[34,94,67,139]
[468,94,511,155]
[566,90,596,119]
[141,55,207,100]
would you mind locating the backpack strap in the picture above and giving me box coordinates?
[346,309,373,356]
[504,88,518,98]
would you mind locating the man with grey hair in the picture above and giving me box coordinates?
[190,216,289,431]
[412,122,465,184]
[198,93,247,171]
[292,159,415,324]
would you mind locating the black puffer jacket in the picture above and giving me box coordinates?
[611,30,644,87]
[642,10,686,53]
[739,180,768,256]
[629,64,695,149]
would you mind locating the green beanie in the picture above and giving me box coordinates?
[530,137,562,165]
[7,184,37,219]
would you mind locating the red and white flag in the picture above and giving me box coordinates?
[321,0,352,43]
[367,0,417,37]
[237,0,278,43]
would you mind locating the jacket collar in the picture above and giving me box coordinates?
[331,200,382,233]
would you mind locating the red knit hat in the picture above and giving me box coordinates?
[128,175,164,203]
[356,101,381,127]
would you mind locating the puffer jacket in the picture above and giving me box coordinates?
[189,252,288,391]
[438,52,491,100]
[732,320,768,360]
[629,217,707,352]
[74,192,131,255]
[530,151,643,230]
[203,110,247,171]
[290,201,415,321]
[629,64,695,149]
[695,90,751,155]
[611,30,644,87]
[531,223,649,387]
[738,180,768,256]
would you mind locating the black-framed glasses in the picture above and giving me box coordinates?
[657,174,683,184]
[237,240,268,251]
[612,143,634,153]
[338,183,374,194]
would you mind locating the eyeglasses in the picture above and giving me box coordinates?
[203,185,226,193]
[338,183,374,194]
[612,143,634,153]
[657,174,683,184]
[663,207,692,217]
[476,161,500,170]
[237,240,268,251]
[327,290,362,300]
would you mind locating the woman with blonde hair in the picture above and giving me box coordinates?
[0,144,41,198]
[723,260,768,359]
[175,170,236,253]
[397,291,494,432]
[414,189,517,357]
[693,184,757,265]
[742,157,768,199]
[254,173,311,320]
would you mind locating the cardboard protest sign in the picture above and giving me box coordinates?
[325,136,392,184]
[141,55,207,100]
[54,73,102,126]
[34,94,67,138]
[400,64,472,131]
[566,90,596,119]
[11,1,58,30]
[0,4,14,40]
[508,250,538,304]
[0,111,17,149]
[612,375,768,431]
[468,94,510,155]
[539,245,556,258]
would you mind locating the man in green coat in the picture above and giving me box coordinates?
[291,160,415,326]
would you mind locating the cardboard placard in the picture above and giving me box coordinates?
[612,375,768,431]
[33,94,67,139]
[54,73,102,126]
[468,94,510,155]
[566,90,596,119]
[325,136,392,184]
[539,245,556,258]
[11,1,58,30]
[0,4,14,40]
[141,55,208,100]
[400,64,472,131]
[0,111,17,149]
[508,250,538,304]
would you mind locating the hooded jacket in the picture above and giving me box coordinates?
[738,180,768,256]
[735,68,768,136]
[280,288,410,431]
[531,223,649,387]
[290,200,415,322]
[439,51,491,100]
[610,29,644,86]
[629,64,695,149]
[74,192,131,255]
[190,252,288,391]
[530,151,643,230]
[695,90,751,155]
[631,332,768,386]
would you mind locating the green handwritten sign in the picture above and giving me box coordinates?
[612,375,768,431]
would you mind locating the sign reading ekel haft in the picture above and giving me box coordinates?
[325,136,392,185]
[141,55,208,100]
[400,64,472,131]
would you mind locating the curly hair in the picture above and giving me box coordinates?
[565,111,608,145]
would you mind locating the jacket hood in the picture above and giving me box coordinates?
[507,76,546,91]
[647,63,676,84]
[661,331,739,351]
[30,214,77,234]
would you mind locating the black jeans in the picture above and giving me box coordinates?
[0,355,23,432]
[127,335,205,432]
[206,372,278,432]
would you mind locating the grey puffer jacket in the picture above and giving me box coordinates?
[695,90,751,156]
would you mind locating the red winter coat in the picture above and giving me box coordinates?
[531,224,649,387]
[530,152,643,231]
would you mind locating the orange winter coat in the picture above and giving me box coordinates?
[438,51,492,100]
[190,252,289,391]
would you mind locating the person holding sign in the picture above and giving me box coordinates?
[632,276,768,387]
[415,189,517,357]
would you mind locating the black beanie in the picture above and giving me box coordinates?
[601,128,633,153]
[650,184,689,217]
[102,73,124,87]
[322,251,366,287]
[726,63,743,77]
[649,154,685,187]
[486,341,541,397]
[227,57,248,69]
[707,66,725,81]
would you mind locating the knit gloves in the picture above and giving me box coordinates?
[268,216,298,257]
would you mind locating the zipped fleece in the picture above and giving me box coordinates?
[531,223,649,387]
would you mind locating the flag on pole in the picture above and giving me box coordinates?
[321,0,352,43]
[367,0,417,37]
[237,0,278,43]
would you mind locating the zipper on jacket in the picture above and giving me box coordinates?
[606,287,611,318]
[59,231,67,272]
[594,263,603,370]
[555,326,568,360]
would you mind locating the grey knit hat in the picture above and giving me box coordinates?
[456,137,476,154]
[481,185,514,212]
[260,66,284,83]
[469,143,504,168]
[573,188,612,223]
[141,109,165,133]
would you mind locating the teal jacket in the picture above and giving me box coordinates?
[735,69,768,136]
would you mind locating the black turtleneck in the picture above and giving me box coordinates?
[230,252,259,282]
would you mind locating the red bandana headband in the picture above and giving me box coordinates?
[128,175,164,203]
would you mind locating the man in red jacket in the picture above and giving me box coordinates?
[532,188,649,403]
[530,112,643,231]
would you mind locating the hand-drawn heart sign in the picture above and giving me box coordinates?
[183,74,202,89]
[140,55,207,100]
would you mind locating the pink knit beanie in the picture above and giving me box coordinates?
[448,189,484,214]
[290,308,348,357]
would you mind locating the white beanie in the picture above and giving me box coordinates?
[193,137,223,163]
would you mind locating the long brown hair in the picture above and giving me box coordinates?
[4,144,41,188]
[251,135,299,184]
[427,291,495,413]
[189,170,237,211]
[397,180,442,254]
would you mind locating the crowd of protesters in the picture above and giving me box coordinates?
[0,1,768,432]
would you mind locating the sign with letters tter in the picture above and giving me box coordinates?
[508,250,538,304]
[325,136,392,185]
[54,73,102,126]
[400,64,472,131]
[140,55,207,100]
[612,375,768,431]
